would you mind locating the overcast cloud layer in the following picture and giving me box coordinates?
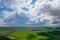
[0,0,60,27]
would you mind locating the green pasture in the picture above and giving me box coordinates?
[0,28,60,40]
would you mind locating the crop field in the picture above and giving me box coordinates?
[0,27,60,40]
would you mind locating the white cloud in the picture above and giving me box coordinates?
[0,18,7,26]
[0,0,60,27]
[2,11,16,19]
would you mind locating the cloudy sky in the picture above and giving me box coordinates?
[0,0,60,27]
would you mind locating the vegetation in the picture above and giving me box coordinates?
[0,27,60,40]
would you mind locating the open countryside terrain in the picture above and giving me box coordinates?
[0,27,60,40]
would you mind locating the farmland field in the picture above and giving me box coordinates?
[0,27,60,40]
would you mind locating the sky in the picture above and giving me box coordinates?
[0,0,60,27]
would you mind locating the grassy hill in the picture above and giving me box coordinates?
[0,27,60,40]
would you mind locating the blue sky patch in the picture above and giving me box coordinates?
[22,7,29,11]
[30,0,37,5]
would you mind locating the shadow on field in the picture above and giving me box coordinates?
[0,36,15,40]
[36,30,60,40]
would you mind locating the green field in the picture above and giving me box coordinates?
[0,27,60,40]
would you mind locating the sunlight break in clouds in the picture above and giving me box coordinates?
[0,0,60,27]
